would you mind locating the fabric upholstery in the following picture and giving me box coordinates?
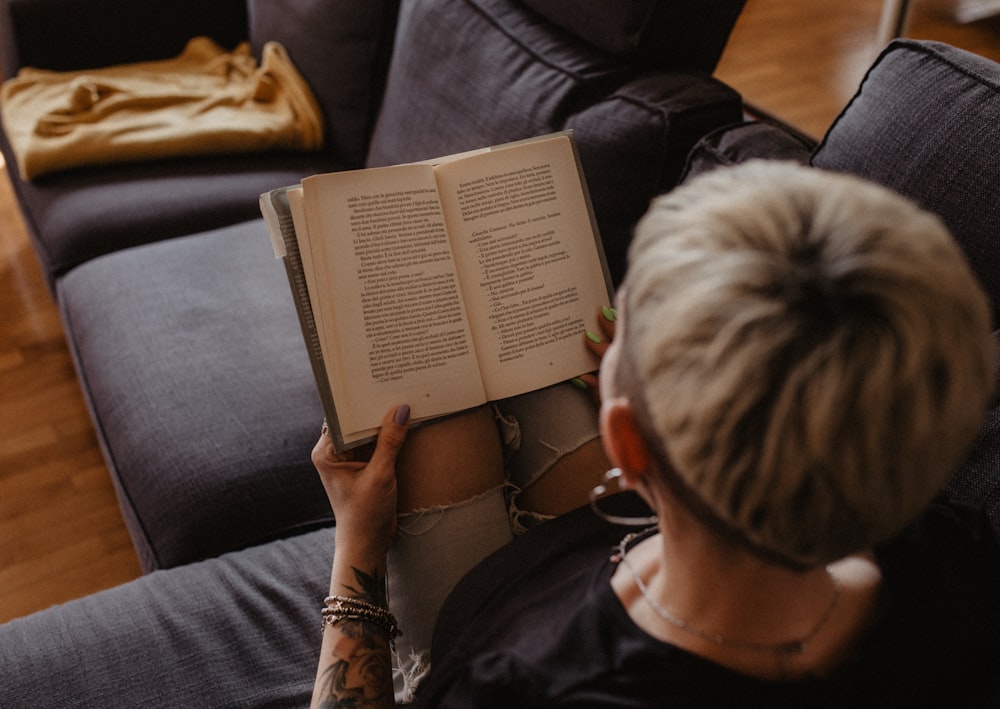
[247,0,400,168]
[0,137,341,287]
[946,337,1000,538]
[58,221,330,571]
[520,0,659,55]
[0,527,331,707]
[367,0,742,283]
[948,401,1000,538]
[0,0,247,81]
[520,0,747,72]
[812,39,1000,326]
[680,120,815,182]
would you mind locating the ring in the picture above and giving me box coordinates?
[321,420,329,437]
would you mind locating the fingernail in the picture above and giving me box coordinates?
[586,331,603,344]
[602,306,617,322]
[394,404,411,426]
[570,377,587,390]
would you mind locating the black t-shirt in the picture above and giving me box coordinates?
[415,495,1000,708]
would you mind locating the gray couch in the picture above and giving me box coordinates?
[1,0,746,572]
[2,0,999,703]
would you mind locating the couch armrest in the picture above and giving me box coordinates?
[812,39,1000,326]
[0,0,248,80]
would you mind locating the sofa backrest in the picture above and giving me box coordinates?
[247,0,400,169]
[518,0,747,73]
[0,0,247,80]
[812,39,1000,329]
[366,0,745,283]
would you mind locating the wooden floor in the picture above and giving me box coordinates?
[0,164,143,624]
[716,0,1000,141]
[2,0,1000,624]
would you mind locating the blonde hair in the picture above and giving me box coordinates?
[623,160,995,566]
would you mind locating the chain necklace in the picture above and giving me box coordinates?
[612,531,842,658]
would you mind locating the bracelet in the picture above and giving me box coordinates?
[321,595,402,649]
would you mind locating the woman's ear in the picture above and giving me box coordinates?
[600,398,655,488]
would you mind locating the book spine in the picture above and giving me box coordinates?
[265,189,348,451]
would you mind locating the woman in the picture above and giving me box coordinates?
[309,161,1000,707]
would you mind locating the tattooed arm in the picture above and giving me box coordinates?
[311,406,411,709]
[311,564,395,708]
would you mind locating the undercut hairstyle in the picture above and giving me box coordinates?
[622,160,995,566]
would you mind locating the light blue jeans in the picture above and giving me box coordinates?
[387,381,600,701]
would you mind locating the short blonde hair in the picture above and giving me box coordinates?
[623,160,995,566]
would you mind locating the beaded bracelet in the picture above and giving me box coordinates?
[321,595,402,649]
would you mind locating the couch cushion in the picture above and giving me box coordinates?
[58,220,330,571]
[367,0,742,283]
[521,0,659,54]
[247,0,400,168]
[0,527,331,706]
[520,0,747,72]
[680,120,815,182]
[812,39,1000,326]
[0,139,341,288]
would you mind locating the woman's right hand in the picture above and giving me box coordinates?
[576,305,617,405]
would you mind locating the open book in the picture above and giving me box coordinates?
[261,132,614,451]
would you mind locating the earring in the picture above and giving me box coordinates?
[588,468,659,526]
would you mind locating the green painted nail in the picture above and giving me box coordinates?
[586,331,603,344]
[570,377,587,390]
[602,306,617,322]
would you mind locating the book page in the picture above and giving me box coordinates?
[300,165,486,441]
[435,134,613,400]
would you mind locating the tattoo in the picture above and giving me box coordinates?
[314,566,393,708]
[342,566,388,607]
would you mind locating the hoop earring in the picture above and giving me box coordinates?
[588,468,659,526]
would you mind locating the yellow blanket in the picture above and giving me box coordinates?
[0,37,324,180]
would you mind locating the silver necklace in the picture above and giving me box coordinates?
[613,531,842,658]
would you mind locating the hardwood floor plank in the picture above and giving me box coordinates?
[717,0,1000,140]
[717,0,888,139]
[0,154,142,624]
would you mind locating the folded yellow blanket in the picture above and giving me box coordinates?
[0,37,324,180]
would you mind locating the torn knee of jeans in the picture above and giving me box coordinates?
[506,484,555,535]
[538,438,562,456]
[492,403,521,458]
[393,649,431,704]
[396,484,507,536]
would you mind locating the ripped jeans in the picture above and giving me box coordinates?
[386,381,600,702]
